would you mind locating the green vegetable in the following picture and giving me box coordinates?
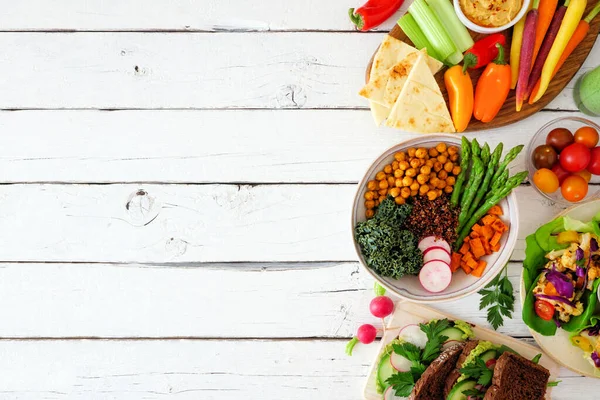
[471,137,482,158]
[534,217,568,252]
[456,171,528,248]
[453,320,475,339]
[355,198,423,279]
[459,356,493,386]
[374,282,386,296]
[426,0,474,52]
[408,0,463,65]
[398,14,443,61]
[387,371,418,397]
[532,353,542,364]
[563,215,597,233]
[563,279,600,332]
[420,319,450,362]
[486,168,509,201]
[458,154,484,230]
[468,143,503,218]
[345,337,359,356]
[478,266,514,330]
[547,381,561,387]
[491,144,524,183]
[523,271,557,336]
[451,136,471,206]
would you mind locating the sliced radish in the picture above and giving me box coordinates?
[419,260,452,293]
[398,324,428,348]
[390,352,412,372]
[384,386,408,400]
[442,339,461,350]
[418,236,451,254]
[423,247,451,264]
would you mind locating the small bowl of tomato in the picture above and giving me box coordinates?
[528,116,600,205]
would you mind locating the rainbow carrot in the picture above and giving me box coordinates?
[516,0,541,111]
[532,0,560,61]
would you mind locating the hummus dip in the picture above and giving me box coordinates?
[460,0,523,27]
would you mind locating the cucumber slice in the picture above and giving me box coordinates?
[480,350,497,364]
[447,379,477,400]
[440,327,466,342]
[377,354,396,392]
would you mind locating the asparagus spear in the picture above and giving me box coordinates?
[491,144,524,182]
[458,154,485,229]
[468,143,503,217]
[471,138,482,158]
[486,168,509,201]
[451,136,471,207]
[456,171,528,248]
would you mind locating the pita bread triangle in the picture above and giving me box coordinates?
[385,49,456,134]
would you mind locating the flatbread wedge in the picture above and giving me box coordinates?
[359,36,442,108]
[385,50,455,134]
[382,51,419,108]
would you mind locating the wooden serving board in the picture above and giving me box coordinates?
[366,3,600,132]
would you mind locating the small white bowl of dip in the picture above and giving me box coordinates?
[453,0,531,34]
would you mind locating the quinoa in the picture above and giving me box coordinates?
[404,195,460,246]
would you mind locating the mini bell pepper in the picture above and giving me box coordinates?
[349,0,405,31]
[462,33,506,72]
[444,65,473,133]
[474,44,511,123]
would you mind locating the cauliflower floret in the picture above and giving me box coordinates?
[581,233,592,254]
[557,300,584,322]
[560,246,578,271]
[546,249,567,260]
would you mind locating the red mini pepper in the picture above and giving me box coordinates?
[462,33,507,72]
[349,0,405,31]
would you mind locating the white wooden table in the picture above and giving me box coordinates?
[1,1,599,398]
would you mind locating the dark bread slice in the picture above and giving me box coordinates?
[483,352,550,400]
[443,340,480,398]
[408,342,466,400]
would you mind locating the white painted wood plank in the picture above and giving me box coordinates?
[2,110,598,183]
[0,183,573,263]
[0,261,539,338]
[0,0,405,32]
[0,33,595,110]
[0,338,594,399]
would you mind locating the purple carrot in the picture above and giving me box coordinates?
[516,0,541,111]
[526,0,569,99]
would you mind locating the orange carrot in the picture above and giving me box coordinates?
[529,1,600,103]
[532,0,560,62]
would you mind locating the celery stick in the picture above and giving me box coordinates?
[408,0,460,63]
[426,0,474,52]
[398,14,443,62]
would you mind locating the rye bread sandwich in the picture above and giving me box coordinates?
[483,352,550,400]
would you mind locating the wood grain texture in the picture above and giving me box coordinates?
[367,2,600,131]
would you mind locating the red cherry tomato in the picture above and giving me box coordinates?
[575,170,592,182]
[559,143,591,172]
[551,164,570,185]
[534,300,555,321]
[485,359,497,369]
[561,175,589,202]
[587,147,600,175]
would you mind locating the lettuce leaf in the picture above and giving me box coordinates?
[563,215,596,234]
[522,271,558,336]
[535,217,569,252]
[523,234,545,292]
[563,279,600,332]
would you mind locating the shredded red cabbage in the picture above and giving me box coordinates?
[592,352,600,368]
[587,322,600,336]
[577,266,586,277]
[592,238,599,252]
[545,269,574,298]
[576,247,584,261]
[554,315,562,328]
[535,293,576,307]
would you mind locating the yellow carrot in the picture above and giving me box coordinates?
[510,2,534,89]
[531,0,588,103]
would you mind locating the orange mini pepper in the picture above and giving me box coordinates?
[473,44,511,123]
[444,65,473,133]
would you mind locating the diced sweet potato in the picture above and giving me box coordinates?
[481,214,497,226]
[471,260,488,277]
[488,205,503,216]
[460,262,472,274]
[470,238,486,259]
[490,231,503,247]
[466,257,479,270]
[491,242,501,252]
[491,219,508,233]
[459,242,470,255]
[451,252,462,272]
[481,225,494,241]
[472,224,483,235]
[481,236,492,255]
[470,231,480,239]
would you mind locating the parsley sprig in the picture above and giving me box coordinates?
[386,319,451,396]
[478,265,514,330]
[460,357,493,386]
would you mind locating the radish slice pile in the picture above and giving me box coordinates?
[390,352,412,372]
[384,386,407,400]
[418,237,452,293]
[398,324,428,348]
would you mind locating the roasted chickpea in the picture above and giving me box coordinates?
[410,158,421,169]
[387,176,395,186]
[411,190,418,197]
[399,161,409,170]
[402,176,414,187]
[444,186,454,194]
[410,182,420,191]
[428,148,439,158]
[444,161,454,173]
[452,166,461,176]
[447,176,456,186]
[376,171,386,181]
[378,189,387,196]
[441,151,449,157]
[419,158,426,166]
[364,191,375,201]
[450,153,459,162]
[425,159,434,168]
[420,165,431,175]
[437,170,448,180]
[392,161,399,170]
[448,146,459,155]
[395,178,403,188]
[427,190,437,201]
[433,161,443,172]
[436,142,447,153]
[415,148,428,159]
[365,200,375,209]
[384,164,392,174]
[419,185,429,195]
[394,169,404,178]
[430,172,437,179]
[437,180,447,189]
[389,187,401,198]
[394,152,406,162]
[437,189,443,196]
[416,174,428,185]
[374,199,380,207]
[367,180,377,190]
[437,155,448,164]
[366,209,375,218]
[407,147,417,158]
[379,180,389,189]
[405,168,417,178]
[395,196,406,205]
[401,187,411,198]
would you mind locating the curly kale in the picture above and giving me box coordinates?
[355,198,423,279]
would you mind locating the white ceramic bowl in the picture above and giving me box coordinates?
[453,0,531,34]
[352,135,519,303]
